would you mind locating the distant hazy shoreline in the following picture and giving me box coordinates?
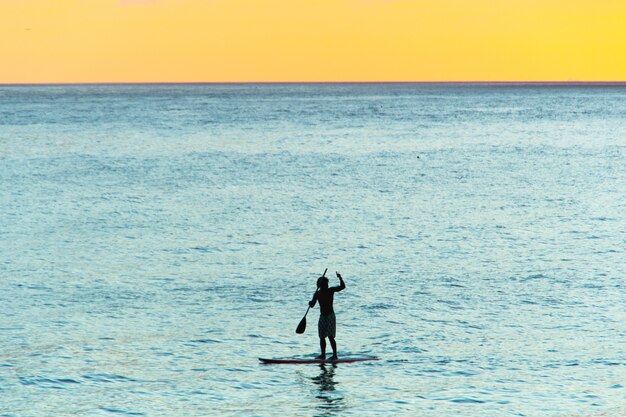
[2,81,626,87]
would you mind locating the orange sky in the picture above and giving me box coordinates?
[1,0,625,83]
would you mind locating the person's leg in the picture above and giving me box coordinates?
[328,336,337,359]
[317,338,326,359]
[328,314,337,359]
[317,317,326,359]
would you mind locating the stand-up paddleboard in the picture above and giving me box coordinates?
[259,356,379,365]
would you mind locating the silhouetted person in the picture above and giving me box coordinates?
[309,272,345,360]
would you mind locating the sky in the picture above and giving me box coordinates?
[1,0,625,83]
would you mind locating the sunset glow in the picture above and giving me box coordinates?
[1,0,625,83]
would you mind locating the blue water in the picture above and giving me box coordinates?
[1,83,625,416]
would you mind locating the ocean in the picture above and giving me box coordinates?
[1,83,625,416]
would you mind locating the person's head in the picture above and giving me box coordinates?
[317,276,329,290]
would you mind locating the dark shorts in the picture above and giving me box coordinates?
[318,313,336,339]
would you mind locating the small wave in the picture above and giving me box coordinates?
[370,303,394,310]
[189,338,222,344]
[450,397,486,404]
[191,246,222,253]
[369,333,393,340]
[100,407,145,416]
[19,376,80,388]
[82,374,137,383]
[591,359,623,366]
[14,283,49,290]
[580,283,604,290]
[543,360,579,369]
[523,273,549,281]
[422,369,445,374]
[0,325,23,331]
[235,383,261,389]
[446,370,480,377]
[247,334,271,339]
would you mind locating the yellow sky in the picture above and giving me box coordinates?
[1,0,625,83]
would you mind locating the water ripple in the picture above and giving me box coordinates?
[2,84,626,417]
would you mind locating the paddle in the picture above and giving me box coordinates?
[296,268,327,334]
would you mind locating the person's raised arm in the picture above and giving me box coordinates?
[333,272,346,292]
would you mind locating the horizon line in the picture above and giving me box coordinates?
[2,80,626,87]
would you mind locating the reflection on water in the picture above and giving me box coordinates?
[311,364,346,417]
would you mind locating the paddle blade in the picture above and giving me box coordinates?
[296,316,307,334]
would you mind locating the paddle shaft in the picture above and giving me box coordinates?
[305,268,345,318]
[309,268,326,309]
[305,267,326,312]
[295,268,327,333]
